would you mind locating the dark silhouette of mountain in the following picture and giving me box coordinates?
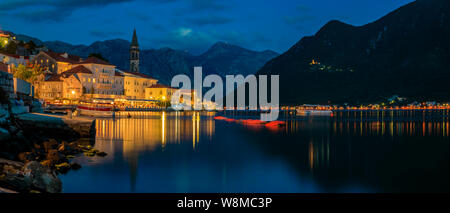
[15,35,278,85]
[258,0,450,104]
[193,42,279,77]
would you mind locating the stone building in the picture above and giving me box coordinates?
[0,53,29,68]
[38,74,63,100]
[120,70,157,100]
[145,84,175,101]
[32,51,81,74]
[129,29,140,73]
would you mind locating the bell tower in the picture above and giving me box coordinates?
[130,28,140,73]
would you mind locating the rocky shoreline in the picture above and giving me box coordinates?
[0,100,105,193]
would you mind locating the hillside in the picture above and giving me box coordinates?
[258,0,450,104]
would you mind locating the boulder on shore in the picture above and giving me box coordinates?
[0,158,62,193]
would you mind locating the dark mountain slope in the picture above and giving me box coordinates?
[258,0,450,104]
[42,40,278,84]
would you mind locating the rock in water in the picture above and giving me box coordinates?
[0,128,11,142]
[23,161,62,193]
[96,151,107,157]
[46,149,63,166]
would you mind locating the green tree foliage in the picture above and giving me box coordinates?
[12,64,44,83]
[0,37,8,49]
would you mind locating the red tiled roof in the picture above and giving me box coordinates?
[44,51,78,63]
[115,71,124,77]
[0,53,29,59]
[76,57,113,66]
[44,74,62,82]
[148,83,176,89]
[67,55,82,62]
[122,70,155,79]
[61,65,92,77]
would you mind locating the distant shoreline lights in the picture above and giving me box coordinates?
[170,67,280,121]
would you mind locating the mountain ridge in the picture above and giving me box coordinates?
[15,34,279,84]
[258,0,450,104]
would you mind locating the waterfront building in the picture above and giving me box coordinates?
[38,74,63,100]
[74,57,124,100]
[0,53,29,68]
[145,83,176,101]
[60,65,93,100]
[32,51,81,74]
[120,70,157,100]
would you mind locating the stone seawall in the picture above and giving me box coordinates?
[16,113,96,139]
[0,113,97,193]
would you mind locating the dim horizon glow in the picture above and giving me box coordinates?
[0,0,414,54]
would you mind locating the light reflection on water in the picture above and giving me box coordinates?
[60,110,450,193]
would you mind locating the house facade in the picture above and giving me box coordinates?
[32,51,81,74]
[145,84,175,101]
[121,71,157,100]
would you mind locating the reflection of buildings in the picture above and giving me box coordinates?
[95,112,215,155]
[93,112,216,190]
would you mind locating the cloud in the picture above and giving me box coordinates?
[189,0,227,11]
[175,27,193,37]
[188,15,233,26]
[0,0,134,21]
[283,15,316,30]
[296,5,311,12]
[0,0,134,11]
[127,11,151,21]
[12,7,72,22]
[144,26,260,54]
[283,15,316,25]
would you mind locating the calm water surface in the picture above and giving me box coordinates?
[60,110,450,193]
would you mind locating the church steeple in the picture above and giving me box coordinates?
[130,28,140,73]
[131,28,139,47]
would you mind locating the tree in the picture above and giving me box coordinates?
[5,41,17,54]
[12,63,44,83]
[88,53,108,62]
[24,40,37,54]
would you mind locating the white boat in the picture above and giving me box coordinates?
[77,105,114,117]
[297,109,333,116]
